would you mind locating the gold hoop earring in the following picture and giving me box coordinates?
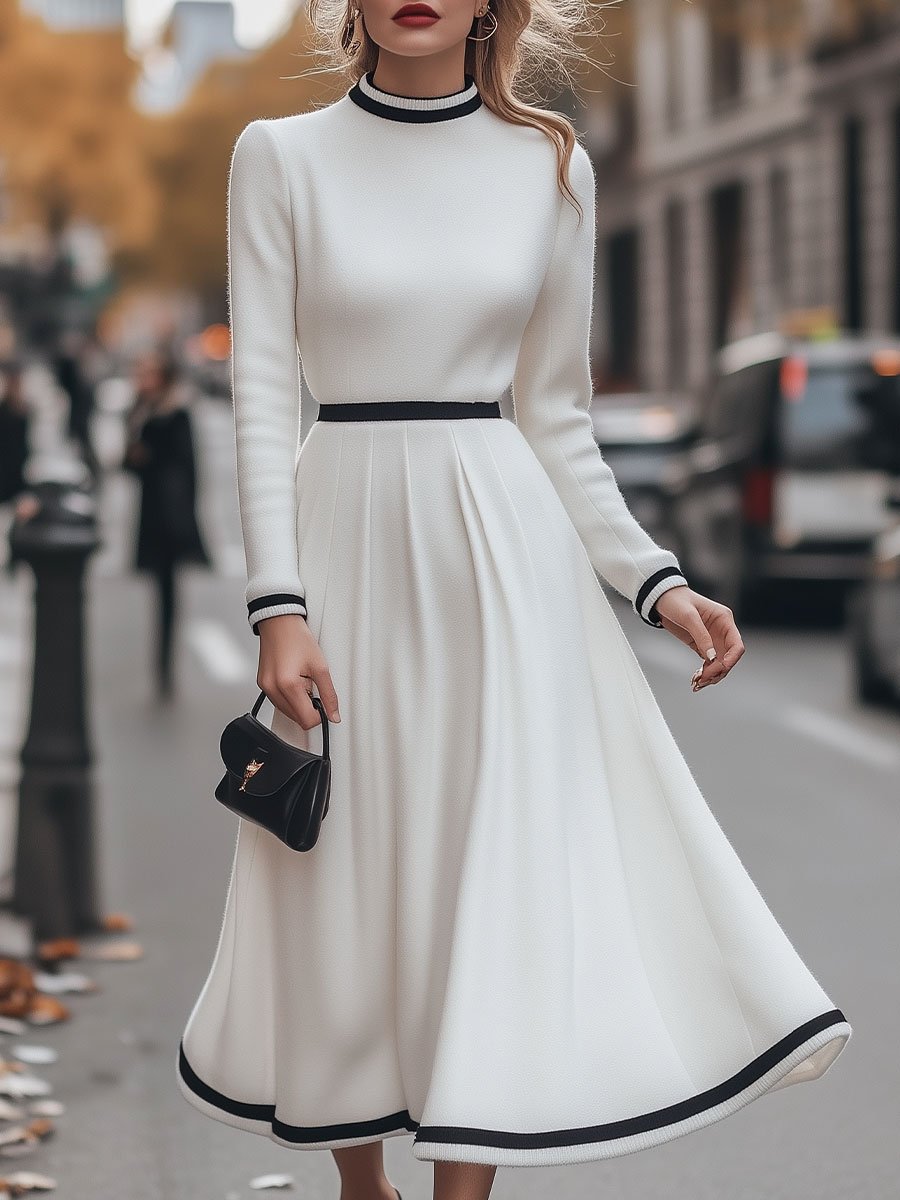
[341,5,362,54]
[467,5,497,41]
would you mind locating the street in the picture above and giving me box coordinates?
[0,395,893,1199]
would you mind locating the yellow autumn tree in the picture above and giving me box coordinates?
[0,0,155,255]
[136,7,330,301]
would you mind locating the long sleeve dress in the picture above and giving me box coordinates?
[177,71,851,1168]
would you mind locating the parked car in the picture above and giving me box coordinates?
[671,330,900,619]
[847,493,900,706]
[590,390,697,555]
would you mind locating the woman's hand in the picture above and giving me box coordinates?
[651,585,745,691]
[256,615,341,729]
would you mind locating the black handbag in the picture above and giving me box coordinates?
[215,689,332,851]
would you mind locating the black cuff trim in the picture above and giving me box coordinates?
[247,592,307,617]
[635,566,684,623]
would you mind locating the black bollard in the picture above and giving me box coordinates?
[9,480,104,941]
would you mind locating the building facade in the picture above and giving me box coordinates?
[20,0,125,30]
[585,0,900,393]
[135,1,247,112]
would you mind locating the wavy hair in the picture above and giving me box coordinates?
[301,0,620,225]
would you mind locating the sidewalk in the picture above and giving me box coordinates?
[0,545,29,914]
[0,389,376,1198]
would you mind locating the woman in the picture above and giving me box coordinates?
[176,4,851,1198]
[124,348,211,697]
[0,356,29,506]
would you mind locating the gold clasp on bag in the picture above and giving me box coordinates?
[239,758,265,791]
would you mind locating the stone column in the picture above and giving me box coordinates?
[860,98,894,333]
[684,183,713,388]
[637,193,668,391]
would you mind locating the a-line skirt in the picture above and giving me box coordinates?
[176,400,851,1167]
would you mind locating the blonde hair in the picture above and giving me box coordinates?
[303,0,617,225]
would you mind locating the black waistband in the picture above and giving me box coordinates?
[316,400,503,422]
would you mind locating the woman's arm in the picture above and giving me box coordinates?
[228,119,308,635]
[511,140,688,627]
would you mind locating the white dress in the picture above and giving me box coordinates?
[176,71,851,1168]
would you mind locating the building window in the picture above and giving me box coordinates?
[605,229,641,389]
[893,104,900,334]
[710,181,750,349]
[663,5,684,133]
[709,7,743,112]
[843,114,865,332]
[665,200,688,388]
[759,0,793,80]
[769,166,790,318]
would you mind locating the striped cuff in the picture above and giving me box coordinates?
[247,592,308,636]
[634,567,689,627]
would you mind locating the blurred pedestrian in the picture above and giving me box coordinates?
[0,357,30,506]
[123,348,211,698]
[53,327,100,481]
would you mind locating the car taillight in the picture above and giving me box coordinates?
[742,466,774,526]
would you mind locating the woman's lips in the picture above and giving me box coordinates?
[392,3,439,25]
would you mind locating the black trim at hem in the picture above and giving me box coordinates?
[416,1008,848,1150]
[179,1008,847,1153]
[179,1042,418,1143]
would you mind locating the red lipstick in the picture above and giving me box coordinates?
[392,3,440,26]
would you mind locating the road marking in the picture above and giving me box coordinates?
[184,619,251,684]
[782,704,900,772]
[217,544,249,578]
[0,636,25,667]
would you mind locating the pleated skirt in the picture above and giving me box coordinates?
[176,405,851,1167]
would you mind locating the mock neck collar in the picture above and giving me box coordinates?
[347,71,482,123]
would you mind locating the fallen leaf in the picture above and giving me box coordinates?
[24,998,69,1027]
[0,1076,52,1099]
[0,1143,39,1160]
[249,1174,295,1190]
[34,941,79,965]
[9,1050,56,1069]
[25,1102,62,1119]
[3,1169,56,1190]
[99,913,134,933]
[32,974,97,996]
[77,941,143,963]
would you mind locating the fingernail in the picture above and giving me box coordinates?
[706,648,717,661]
[332,710,341,722]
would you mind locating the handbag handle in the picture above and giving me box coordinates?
[251,689,330,759]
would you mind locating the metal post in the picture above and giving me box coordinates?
[9,480,103,941]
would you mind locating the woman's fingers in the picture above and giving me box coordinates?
[715,609,746,671]
[692,604,745,689]
[654,587,745,691]
[257,616,341,730]
[271,678,319,729]
[311,666,341,723]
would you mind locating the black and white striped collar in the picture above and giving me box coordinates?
[347,71,482,123]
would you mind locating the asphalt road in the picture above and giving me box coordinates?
[4,394,896,1200]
